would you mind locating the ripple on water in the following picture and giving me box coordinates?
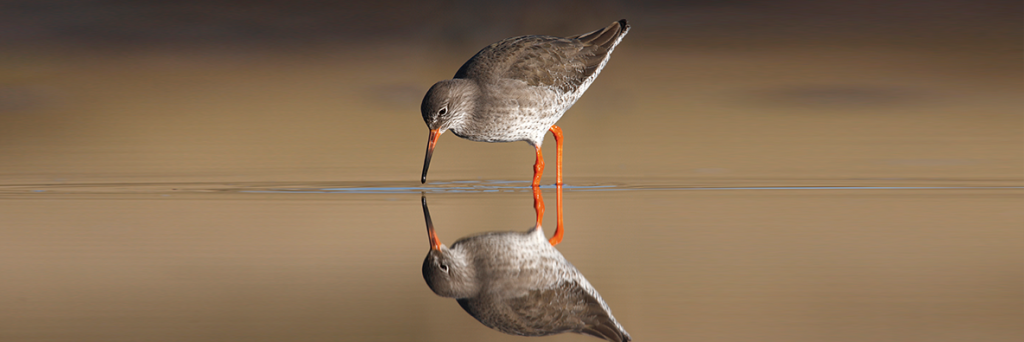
[0,179,1019,196]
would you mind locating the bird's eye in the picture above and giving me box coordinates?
[439,264,449,273]
[438,107,448,116]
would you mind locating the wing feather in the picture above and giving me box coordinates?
[459,280,630,342]
[454,20,629,93]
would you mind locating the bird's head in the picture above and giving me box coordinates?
[419,79,478,184]
[422,245,478,299]
[421,79,477,132]
[420,195,479,298]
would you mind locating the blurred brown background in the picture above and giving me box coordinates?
[0,1,1020,342]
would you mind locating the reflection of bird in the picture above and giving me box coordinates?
[420,20,630,187]
[420,189,630,342]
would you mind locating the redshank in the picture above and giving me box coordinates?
[420,19,630,187]
[421,187,630,342]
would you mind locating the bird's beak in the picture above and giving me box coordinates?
[421,129,441,184]
[422,195,442,251]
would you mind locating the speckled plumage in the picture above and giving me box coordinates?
[420,20,630,185]
[421,197,630,342]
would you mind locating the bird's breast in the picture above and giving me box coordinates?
[453,86,576,144]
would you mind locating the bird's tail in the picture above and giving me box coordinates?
[572,19,630,49]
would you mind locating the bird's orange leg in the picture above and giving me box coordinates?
[532,145,544,188]
[549,125,564,186]
[532,186,544,230]
[548,184,564,246]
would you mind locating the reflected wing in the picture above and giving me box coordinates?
[504,281,631,342]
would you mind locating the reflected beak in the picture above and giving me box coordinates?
[421,129,441,184]
[422,195,442,251]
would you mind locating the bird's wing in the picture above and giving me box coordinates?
[454,20,627,93]
[453,35,583,92]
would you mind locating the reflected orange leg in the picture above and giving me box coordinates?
[548,184,564,246]
[532,145,545,188]
[532,186,545,230]
[549,125,563,186]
